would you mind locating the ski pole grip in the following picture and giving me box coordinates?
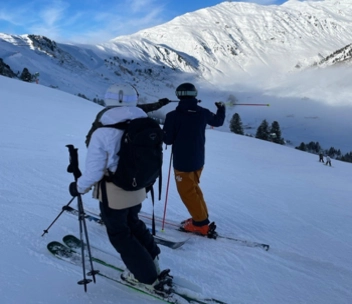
[66,144,82,181]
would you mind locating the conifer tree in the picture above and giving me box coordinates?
[296,142,307,151]
[255,119,270,140]
[270,121,283,144]
[229,113,244,135]
[20,67,33,82]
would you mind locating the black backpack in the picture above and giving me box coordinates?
[86,110,163,191]
[85,112,163,235]
[105,117,163,192]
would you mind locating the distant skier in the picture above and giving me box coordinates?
[325,155,332,166]
[319,152,324,163]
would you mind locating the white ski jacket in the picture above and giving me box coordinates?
[77,106,147,207]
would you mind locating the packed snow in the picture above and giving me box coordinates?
[1,75,352,304]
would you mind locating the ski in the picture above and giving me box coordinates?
[179,223,269,251]
[47,240,226,304]
[216,234,269,251]
[63,205,188,249]
[65,206,269,251]
[63,234,204,293]
[62,234,126,271]
[63,205,104,224]
[47,241,179,303]
[138,212,270,251]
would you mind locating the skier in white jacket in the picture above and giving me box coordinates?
[69,84,165,293]
[325,155,332,166]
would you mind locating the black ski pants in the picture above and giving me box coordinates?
[99,200,160,284]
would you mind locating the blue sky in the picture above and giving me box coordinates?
[0,0,289,44]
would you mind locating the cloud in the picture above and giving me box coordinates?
[0,0,169,43]
[129,0,160,12]
[0,1,70,39]
[64,0,168,43]
[39,2,68,27]
[0,11,19,25]
[0,3,38,27]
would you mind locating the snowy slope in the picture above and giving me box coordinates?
[1,76,352,304]
[317,43,352,66]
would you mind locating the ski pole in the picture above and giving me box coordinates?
[169,99,201,103]
[66,145,98,290]
[161,152,173,231]
[41,143,82,236]
[77,193,99,286]
[76,194,92,291]
[235,103,270,106]
[171,100,270,106]
[225,102,270,107]
[41,197,75,236]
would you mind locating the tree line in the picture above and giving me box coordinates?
[295,141,352,163]
[229,113,285,144]
[229,112,352,164]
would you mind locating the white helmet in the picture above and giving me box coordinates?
[104,84,139,107]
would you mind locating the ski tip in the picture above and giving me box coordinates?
[47,240,65,249]
[63,234,78,240]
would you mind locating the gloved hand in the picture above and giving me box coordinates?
[69,182,80,197]
[158,98,170,106]
[215,101,225,109]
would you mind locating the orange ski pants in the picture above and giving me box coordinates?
[174,168,208,223]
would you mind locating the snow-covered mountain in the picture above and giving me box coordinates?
[1,0,352,99]
[1,0,352,152]
[109,0,352,81]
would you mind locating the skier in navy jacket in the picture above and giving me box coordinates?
[163,83,225,236]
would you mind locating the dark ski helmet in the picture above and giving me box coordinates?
[175,83,197,99]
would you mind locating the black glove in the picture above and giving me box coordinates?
[215,102,225,109]
[66,145,82,179]
[69,182,80,197]
[158,98,170,106]
[67,165,82,179]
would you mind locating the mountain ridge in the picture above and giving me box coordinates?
[1,0,351,100]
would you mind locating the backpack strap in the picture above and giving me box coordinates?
[85,107,117,147]
[100,179,109,208]
[149,186,156,236]
[154,167,162,236]
[158,165,162,201]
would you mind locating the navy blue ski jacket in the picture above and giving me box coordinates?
[163,98,225,172]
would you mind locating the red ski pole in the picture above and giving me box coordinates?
[235,103,270,106]
[226,102,270,107]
